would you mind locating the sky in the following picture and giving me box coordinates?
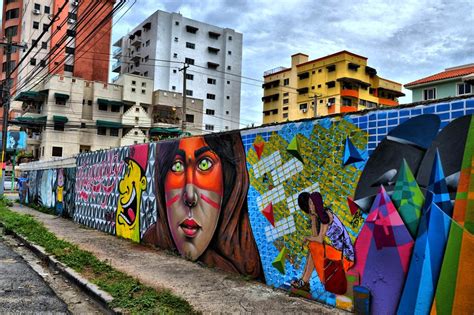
[2,0,473,127]
[111,0,473,127]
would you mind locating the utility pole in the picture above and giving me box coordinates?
[0,37,27,194]
[179,63,189,133]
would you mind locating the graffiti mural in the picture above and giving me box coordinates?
[143,133,264,279]
[21,97,474,314]
[74,144,156,241]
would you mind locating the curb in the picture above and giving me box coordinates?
[0,221,121,315]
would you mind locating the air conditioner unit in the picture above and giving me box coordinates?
[32,9,40,15]
[72,1,79,6]
[302,108,307,113]
[327,102,333,107]
[68,18,76,24]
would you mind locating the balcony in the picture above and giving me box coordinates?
[378,98,398,106]
[340,88,359,98]
[112,61,121,73]
[130,54,141,62]
[340,106,359,113]
[113,47,122,58]
[27,133,42,146]
[130,36,142,48]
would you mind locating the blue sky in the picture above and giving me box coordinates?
[3,0,473,127]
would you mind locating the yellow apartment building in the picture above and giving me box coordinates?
[262,51,404,124]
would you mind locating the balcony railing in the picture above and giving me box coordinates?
[112,61,121,72]
[340,88,359,98]
[378,97,398,106]
[113,47,122,57]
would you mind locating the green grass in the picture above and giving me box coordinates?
[0,198,197,314]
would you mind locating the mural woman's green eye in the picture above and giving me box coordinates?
[198,158,213,171]
[171,160,184,172]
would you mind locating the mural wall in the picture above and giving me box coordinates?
[22,97,474,314]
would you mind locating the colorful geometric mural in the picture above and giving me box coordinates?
[21,97,474,314]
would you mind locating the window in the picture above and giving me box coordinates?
[283,78,289,86]
[144,55,149,62]
[144,71,148,77]
[226,96,230,100]
[87,100,92,106]
[33,21,40,29]
[175,21,179,25]
[457,83,472,95]
[186,89,193,96]
[228,51,232,55]
[98,102,107,111]
[173,53,178,58]
[186,73,194,80]
[34,3,41,10]
[81,123,86,128]
[328,97,336,105]
[227,66,231,70]
[110,128,119,137]
[283,106,288,111]
[342,98,352,106]
[44,6,50,13]
[227,81,230,84]
[5,26,18,37]
[131,80,136,85]
[186,114,194,123]
[141,89,146,94]
[186,25,198,34]
[207,78,216,85]
[172,86,176,90]
[283,113,288,119]
[111,105,120,112]
[65,47,75,54]
[327,65,336,72]
[283,92,289,97]
[68,12,77,20]
[97,127,107,135]
[326,81,336,88]
[207,93,215,100]
[423,88,436,100]
[206,109,215,115]
[56,98,66,106]
[131,88,136,93]
[226,111,229,114]
[6,0,17,4]
[32,39,38,47]
[205,124,214,131]
[54,122,64,131]
[145,40,150,46]
[141,82,146,87]
[173,69,177,73]
[64,64,74,72]
[42,41,47,49]
[43,23,49,32]
[228,36,232,40]
[6,8,19,20]
[174,37,179,42]
[52,146,63,157]
[283,99,289,104]
[300,103,308,110]
[30,58,36,66]
[318,84,321,88]
[185,58,194,65]
[186,42,195,49]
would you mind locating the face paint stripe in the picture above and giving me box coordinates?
[200,193,220,209]
[166,193,181,208]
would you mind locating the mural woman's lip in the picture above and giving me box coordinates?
[180,218,201,237]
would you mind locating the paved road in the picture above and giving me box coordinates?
[0,237,69,313]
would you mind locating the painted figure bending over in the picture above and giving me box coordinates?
[143,132,264,280]
[292,191,354,294]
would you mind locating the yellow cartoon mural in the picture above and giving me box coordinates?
[116,145,148,242]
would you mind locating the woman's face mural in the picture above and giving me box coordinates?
[164,137,224,260]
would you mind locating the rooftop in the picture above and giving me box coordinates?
[405,64,474,88]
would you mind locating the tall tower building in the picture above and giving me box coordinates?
[112,10,242,133]
[0,0,114,97]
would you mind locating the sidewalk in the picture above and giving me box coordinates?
[9,204,342,314]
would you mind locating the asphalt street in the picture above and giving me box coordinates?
[0,237,69,313]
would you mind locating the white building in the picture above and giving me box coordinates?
[112,10,242,132]
[14,73,203,160]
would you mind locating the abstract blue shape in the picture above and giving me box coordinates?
[427,149,453,216]
[343,136,364,166]
[397,202,451,315]
[318,118,332,129]
[387,114,440,149]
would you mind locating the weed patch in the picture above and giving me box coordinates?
[0,200,197,314]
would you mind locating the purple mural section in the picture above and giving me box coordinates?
[22,97,474,313]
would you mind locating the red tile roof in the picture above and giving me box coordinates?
[405,65,474,87]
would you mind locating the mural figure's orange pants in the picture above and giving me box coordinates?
[308,241,354,294]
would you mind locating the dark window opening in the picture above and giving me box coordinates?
[52,146,63,157]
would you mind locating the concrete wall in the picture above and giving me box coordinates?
[21,96,474,314]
